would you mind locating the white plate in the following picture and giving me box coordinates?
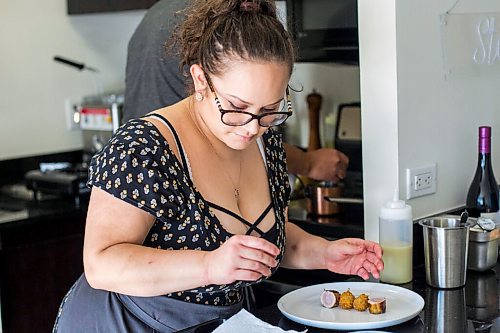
[277,282,424,331]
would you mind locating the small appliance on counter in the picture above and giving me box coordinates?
[25,163,89,204]
[24,92,123,204]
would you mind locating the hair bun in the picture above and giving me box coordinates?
[240,0,261,13]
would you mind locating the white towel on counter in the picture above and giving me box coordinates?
[212,309,307,333]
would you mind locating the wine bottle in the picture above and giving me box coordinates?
[466,126,499,217]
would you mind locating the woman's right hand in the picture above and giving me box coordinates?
[203,235,280,285]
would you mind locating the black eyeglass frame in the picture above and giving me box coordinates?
[204,73,293,127]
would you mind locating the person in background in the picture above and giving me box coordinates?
[123,0,349,184]
[53,1,383,332]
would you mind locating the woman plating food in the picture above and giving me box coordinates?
[53,1,383,331]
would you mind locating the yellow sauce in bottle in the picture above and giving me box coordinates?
[380,242,413,284]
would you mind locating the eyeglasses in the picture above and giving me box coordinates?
[204,74,293,127]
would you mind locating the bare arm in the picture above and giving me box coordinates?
[83,187,279,296]
[280,222,330,270]
[281,221,384,280]
[283,143,349,182]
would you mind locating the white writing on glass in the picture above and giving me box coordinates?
[473,17,500,65]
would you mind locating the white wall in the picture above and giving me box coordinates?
[0,1,145,160]
[360,0,500,241]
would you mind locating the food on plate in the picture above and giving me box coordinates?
[320,289,341,308]
[368,297,387,314]
[339,289,355,309]
[353,293,369,311]
[319,288,387,314]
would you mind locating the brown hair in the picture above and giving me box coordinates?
[172,0,296,88]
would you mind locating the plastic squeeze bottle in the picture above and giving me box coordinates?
[379,190,413,284]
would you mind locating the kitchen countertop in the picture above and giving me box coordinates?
[251,262,500,332]
[0,185,88,231]
[288,198,364,239]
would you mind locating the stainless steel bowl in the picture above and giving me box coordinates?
[467,226,499,272]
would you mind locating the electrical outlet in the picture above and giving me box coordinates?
[415,172,433,190]
[406,164,437,199]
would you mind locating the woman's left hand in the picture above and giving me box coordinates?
[323,238,384,280]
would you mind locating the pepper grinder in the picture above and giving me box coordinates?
[307,89,322,152]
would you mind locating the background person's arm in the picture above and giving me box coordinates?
[284,143,349,182]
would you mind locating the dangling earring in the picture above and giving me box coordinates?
[195,92,204,102]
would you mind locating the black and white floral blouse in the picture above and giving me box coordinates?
[87,114,290,306]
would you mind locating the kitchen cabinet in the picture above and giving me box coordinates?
[67,0,159,14]
[0,208,86,333]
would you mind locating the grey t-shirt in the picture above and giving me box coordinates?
[123,0,188,122]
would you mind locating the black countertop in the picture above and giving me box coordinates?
[288,198,364,239]
[252,262,500,332]
[0,149,87,229]
[0,186,88,251]
[0,190,87,227]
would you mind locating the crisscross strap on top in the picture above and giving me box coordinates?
[147,113,192,177]
[207,201,274,236]
[146,112,274,236]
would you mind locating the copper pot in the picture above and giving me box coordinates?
[306,184,342,216]
[305,183,364,216]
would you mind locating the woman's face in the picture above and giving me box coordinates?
[201,61,290,150]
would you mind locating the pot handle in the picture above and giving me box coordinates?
[324,196,363,204]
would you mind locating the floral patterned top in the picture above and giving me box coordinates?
[87,114,290,306]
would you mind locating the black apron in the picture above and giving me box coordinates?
[53,274,242,333]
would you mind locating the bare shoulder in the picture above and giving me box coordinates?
[142,98,189,123]
[140,99,193,157]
